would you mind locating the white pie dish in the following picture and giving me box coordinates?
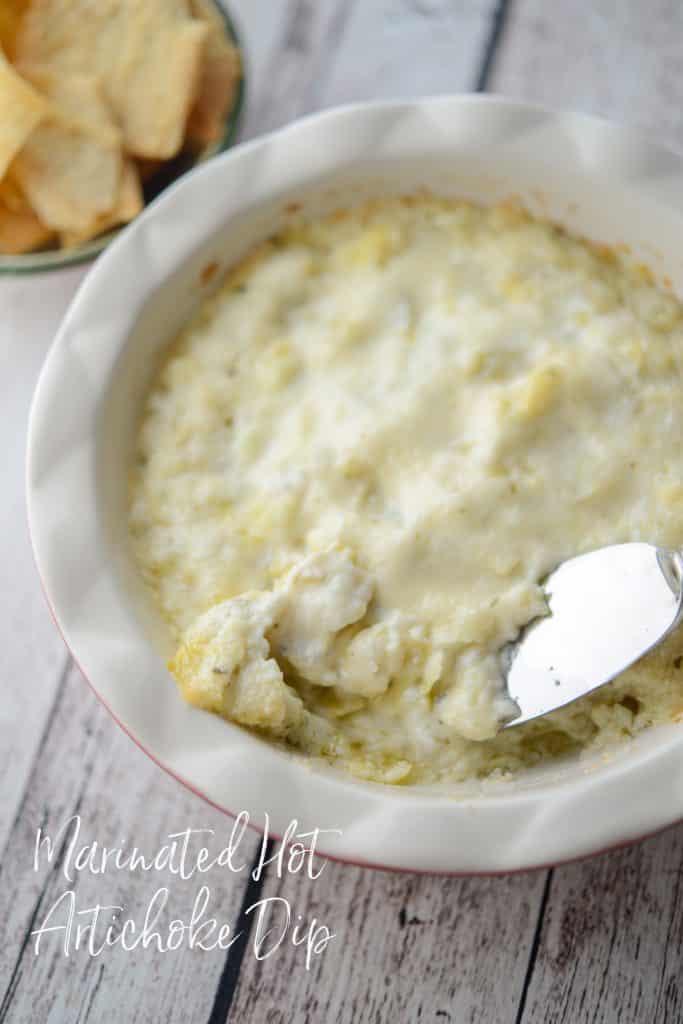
[27,95,683,874]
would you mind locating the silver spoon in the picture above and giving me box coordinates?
[501,543,683,728]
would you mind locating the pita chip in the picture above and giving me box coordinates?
[15,0,209,158]
[0,197,54,253]
[186,0,240,146]
[17,65,121,146]
[0,45,48,179]
[60,158,143,247]
[12,73,121,234]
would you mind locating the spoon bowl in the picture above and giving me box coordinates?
[502,543,683,728]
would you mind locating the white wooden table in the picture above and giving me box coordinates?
[2,2,683,1021]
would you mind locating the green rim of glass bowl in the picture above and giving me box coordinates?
[0,2,246,275]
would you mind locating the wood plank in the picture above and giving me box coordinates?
[488,3,683,1021]
[318,0,500,106]
[226,0,302,139]
[0,267,87,853]
[490,0,683,152]
[519,826,683,1024]
[217,5,553,1021]
[234,0,503,137]
[0,662,260,1024]
[226,854,548,1023]
[237,0,360,135]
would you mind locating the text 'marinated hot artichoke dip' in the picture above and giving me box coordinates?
[129,197,683,785]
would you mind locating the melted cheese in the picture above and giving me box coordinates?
[130,198,683,784]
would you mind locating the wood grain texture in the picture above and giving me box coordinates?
[0,267,86,854]
[316,0,498,106]
[239,0,360,135]
[228,0,301,139]
[519,826,683,1023]
[487,2,683,1021]
[0,663,260,1024]
[227,855,548,1023]
[490,0,683,152]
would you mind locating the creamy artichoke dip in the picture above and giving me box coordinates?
[130,197,683,785]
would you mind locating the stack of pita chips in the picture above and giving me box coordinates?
[0,0,240,254]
